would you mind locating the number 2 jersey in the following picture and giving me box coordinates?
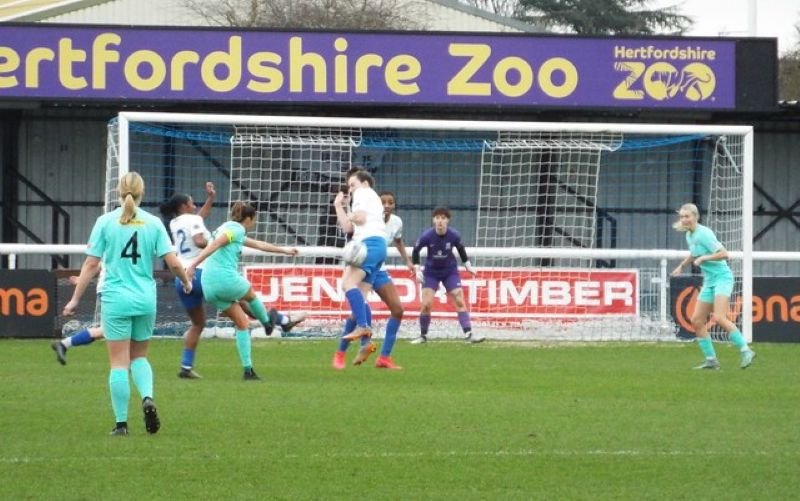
[85,206,174,316]
[378,214,403,271]
[384,213,403,244]
[169,213,211,267]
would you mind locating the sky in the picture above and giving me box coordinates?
[653,0,800,54]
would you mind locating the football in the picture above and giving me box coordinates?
[61,319,82,337]
[342,240,367,266]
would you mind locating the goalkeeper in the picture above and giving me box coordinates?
[410,207,483,344]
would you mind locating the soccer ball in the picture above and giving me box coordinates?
[342,240,367,266]
[61,319,82,336]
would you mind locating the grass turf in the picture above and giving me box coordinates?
[0,338,797,500]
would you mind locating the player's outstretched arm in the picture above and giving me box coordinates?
[63,256,101,316]
[411,239,425,283]
[671,254,693,276]
[455,242,476,276]
[197,181,216,220]
[334,190,354,234]
[394,238,415,274]
[164,251,192,293]
[186,231,229,276]
[694,247,728,266]
[244,238,298,256]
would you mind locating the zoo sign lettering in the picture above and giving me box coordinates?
[613,62,716,102]
[0,26,736,108]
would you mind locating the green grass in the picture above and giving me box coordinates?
[1,339,798,500]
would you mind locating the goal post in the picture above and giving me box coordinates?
[108,112,754,342]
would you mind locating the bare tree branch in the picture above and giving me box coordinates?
[457,0,524,17]
[182,0,426,30]
[779,21,800,100]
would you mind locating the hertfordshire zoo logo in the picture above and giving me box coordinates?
[612,44,718,103]
[648,62,715,101]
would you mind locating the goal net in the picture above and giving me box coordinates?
[105,113,753,342]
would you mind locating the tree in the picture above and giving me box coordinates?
[514,0,691,35]
[457,0,525,18]
[778,23,800,101]
[182,0,425,30]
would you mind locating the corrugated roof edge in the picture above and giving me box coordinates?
[10,0,545,34]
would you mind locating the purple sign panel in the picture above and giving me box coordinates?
[0,26,735,108]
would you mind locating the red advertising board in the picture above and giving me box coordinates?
[245,265,638,323]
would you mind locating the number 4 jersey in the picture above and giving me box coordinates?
[85,206,174,316]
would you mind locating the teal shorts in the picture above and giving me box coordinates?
[202,274,251,311]
[101,313,155,342]
[698,272,735,303]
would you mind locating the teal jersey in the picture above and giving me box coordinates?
[86,207,174,316]
[685,224,730,276]
[202,221,247,283]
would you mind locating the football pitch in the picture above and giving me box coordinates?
[1,339,798,500]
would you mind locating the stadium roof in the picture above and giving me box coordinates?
[427,0,540,32]
[0,0,542,33]
[0,0,109,21]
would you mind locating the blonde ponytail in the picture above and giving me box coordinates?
[118,172,144,225]
[120,194,137,225]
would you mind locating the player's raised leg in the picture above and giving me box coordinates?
[51,326,103,365]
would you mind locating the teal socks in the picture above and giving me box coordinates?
[728,330,749,351]
[247,298,270,324]
[108,368,130,423]
[235,329,253,368]
[697,336,717,359]
[130,357,154,400]
[109,359,156,425]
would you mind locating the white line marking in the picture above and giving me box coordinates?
[0,448,781,463]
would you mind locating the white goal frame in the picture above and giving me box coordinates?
[111,112,754,341]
